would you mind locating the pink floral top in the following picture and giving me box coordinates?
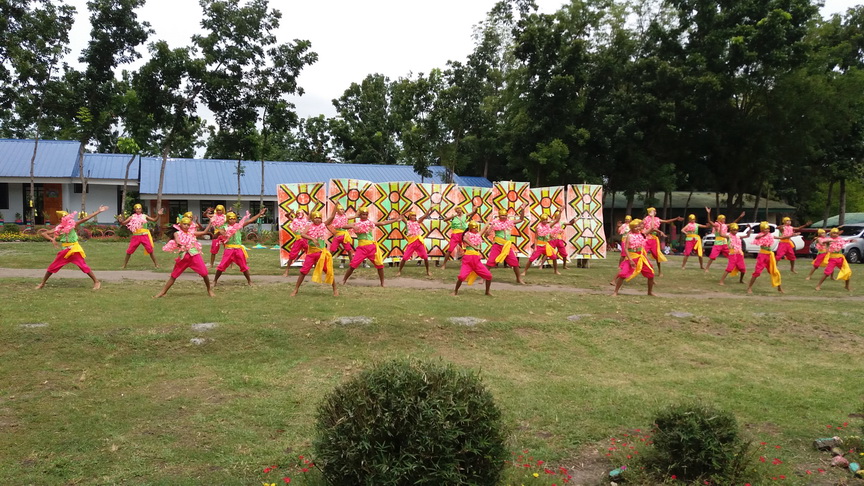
[814,237,827,253]
[626,233,646,251]
[728,234,743,253]
[210,213,226,228]
[332,214,348,228]
[827,237,846,253]
[406,220,423,238]
[464,231,483,250]
[712,222,728,238]
[127,213,147,232]
[354,219,376,241]
[289,215,311,234]
[753,233,774,249]
[683,222,697,234]
[779,225,794,238]
[306,223,329,248]
[55,212,78,236]
[222,211,251,242]
[163,226,202,256]
[618,223,630,235]
[536,222,552,241]
[490,218,513,232]
[550,224,565,240]
[643,215,660,232]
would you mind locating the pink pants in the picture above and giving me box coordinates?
[486,243,519,267]
[617,258,654,279]
[825,256,845,275]
[171,253,209,278]
[709,243,729,260]
[446,232,464,253]
[350,244,384,269]
[300,251,323,275]
[644,237,662,260]
[813,253,827,268]
[216,248,249,272]
[210,236,224,255]
[752,252,772,277]
[329,233,353,254]
[458,254,492,281]
[47,249,91,274]
[402,239,428,260]
[288,238,308,260]
[725,253,745,274]
[528,243,554,262]
[683,238,699,256]
[126,234,153,254]
[775,240,796,261]
[550,239,567,260]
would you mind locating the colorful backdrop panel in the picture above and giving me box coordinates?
[566,184,606,259]
[528,185,566,251]
[492,181,531,255]
[277,182,326,265]
[410,183,458,259]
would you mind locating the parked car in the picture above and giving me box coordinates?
[702,223,806,256]
[808,225,864,264]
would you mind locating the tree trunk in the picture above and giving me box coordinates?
[752,179,763,221]
[156,146,169,226]
[822,180,834,228]
[625,194,634,216]
[609,188,616,239]
[29,137,39,224]
[715,192,720,212]
[121,153,136,216]
[839,177,847,226]
[237,158,242,210]
[77,140,87,213]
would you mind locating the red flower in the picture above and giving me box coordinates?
[263,467,272,473]
[298,455,304,460]
[760,442,767,445]
[301,468,309,473]
[817,468,825,473]
[283,478,291,484]
[760,456,766,463]
[779,475,786,479]
[671,475,677,480]
[774,445,781,449]
[806,470,812,474]
[537,460,544,465]
[827,425,833,428]
[772,458,782,465]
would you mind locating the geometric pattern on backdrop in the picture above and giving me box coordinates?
[491,181,531,256]
[278,182,326,265]
[566,183,606,259]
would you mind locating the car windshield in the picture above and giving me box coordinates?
[839,226,864,236]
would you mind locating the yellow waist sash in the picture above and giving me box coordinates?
[406,235,424,245]
[357,238,384,267]
[759,249,782,287]
[493,236,514,264]
[62,241,86,259]
[648,234,667,262]
[688,234,703,257]
[225,243,248,259]
[308,246,334,284]
[828,252,852,280]
[336,229,353,246]
[537,240,556,257]
[463,249,481,285]
[133,228,154,249]
[625,250,654,281]
[451,229,465,234]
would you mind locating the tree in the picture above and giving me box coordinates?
[331,73,399,164]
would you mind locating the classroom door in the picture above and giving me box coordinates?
[43,184,63,224]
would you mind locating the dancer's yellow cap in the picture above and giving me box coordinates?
[629,219,642,230]
[497,209,508,216]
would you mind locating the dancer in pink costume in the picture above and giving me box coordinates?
[212,208,268,286]
[117,203,164,268]
[291,211,339,297]
[154,216,214,298]
[806,229,831,280]
[641,207,681,277]
[339,207,400,287]
[679,213,711,270]
[612,218,655,296]
[36,207,109,290]
[718,223,750,285]
[453,221,493,296]
[522,212,562,277]
[703,208,745,273]
[441,205,478,269]
[203,205,227,268]
[396,207,433,277]
[814,228,851,291]
[485,206,527,285]
[282,209,312,277]
[774,216,811,273]
[746,222,784,294]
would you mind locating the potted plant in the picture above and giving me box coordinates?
[0,211,4,224]
[15,212,22,223]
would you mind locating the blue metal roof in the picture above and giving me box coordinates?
[139,157,492,196]
[73,153,140,180]
[0,139,81,178]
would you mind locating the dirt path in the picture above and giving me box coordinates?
[2,267,859,301]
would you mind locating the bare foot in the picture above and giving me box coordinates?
[485,292,492,296]
[122,265,127,269]
[282,271,290,277]
[290,290,297,297]
[554,271,561,275]
[778,287,785,294]
[333,289,339,296]
[657,273,664,278]
[647,292,656,296]
[517,279,526,285]
[247,282,254,287]
[380,283,386,287]
[718,281,725,286]
[92,281,102,290]
[426,273,432,277]
[609,281,615,286]
[153,293,165,298]
[805,276,811,281]
[746,288,753,294]
[35,283,45,290]
[814,286,821,291]
[395,272,401,277]
[520,272,527,277]
[611,291,618,296]
[154,265,160,269]
[790,270,797,274]
[207,289,215,297]
[452,291,458,296]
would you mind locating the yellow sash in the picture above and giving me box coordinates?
[451,229,465,235]
[537,240,556,257]
[493,236,513,264]
[759,249,782,287]
[625,250,654,281]
[336,229,353,247]
[464,249,481,285]
[817,251,829,267]
[225,243,248,259]
[309,247,335,284]
[828,252,852,281]
[406,235,424,245]
[648,234,667,262]
[357,239,384,267]
[133,228,154,250]
[62,241,86,259]
[687,234,703,257]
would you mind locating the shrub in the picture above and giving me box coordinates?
[3,223,21,234]
[646,402,748,482]
[0,233,45,242]
[314,358,507,485]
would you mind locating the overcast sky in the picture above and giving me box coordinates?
[64,0,861,120]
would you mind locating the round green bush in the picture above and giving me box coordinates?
[648,402,746,481]
[3,223,21,234]
[314,359,507,485]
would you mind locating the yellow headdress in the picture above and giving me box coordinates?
[310,211,322,219]
[646,207,656,214]
[497,209,508,217]
[215,205,225,212]
[183,211,193,219]
[226,212,237,219]
[467,221,479,230]
[817,228,826,235]
[782,217,791,223]
[358,206,369,214]
[133,203,142,210]
[56,210,68,219]
[688,214,696,221]
[624,215,632,222]
[830,227,840,235]
[407,210,416,217]
[729,223,739,231]
[717,214,726,221]
[540,213,550,222]
[759,221,770,231]
[629,218,642,231]
[180,217,192,225]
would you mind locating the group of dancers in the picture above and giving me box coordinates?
[612,207,852,296]
[33,203,852,298]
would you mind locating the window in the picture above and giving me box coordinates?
[73,183,90,194]
[0,183,8,209]
[248,201,276,224]
[168,200,188,222]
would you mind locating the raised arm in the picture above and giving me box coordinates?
[794,221,812,231]
[515,205,527,223]
[116,214,132,225]
[145,208,164,222]
[324,206,337,226]
[417,207,433,223]
[704,207,714,225]
[75,206,108,227]
[375,217,401,227]
[732,211,746,224]
[241,208,268,228]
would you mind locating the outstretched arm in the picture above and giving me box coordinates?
[794,221,812,231]
[704,207,714,225]
[417,207,433,223]
[241,208,268,228]
[325,206,337,226]
[145,208,164,222]
[116,214,132,225]
[515,205,527,223]
[732,211,746,224]
[75,206,108,227]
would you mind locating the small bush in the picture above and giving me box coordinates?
[3,223,21,234]
[0,233,45,242]
[646,402,748,482]
[314,358,507,485]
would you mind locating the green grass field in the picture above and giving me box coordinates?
[0,241,862,484]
